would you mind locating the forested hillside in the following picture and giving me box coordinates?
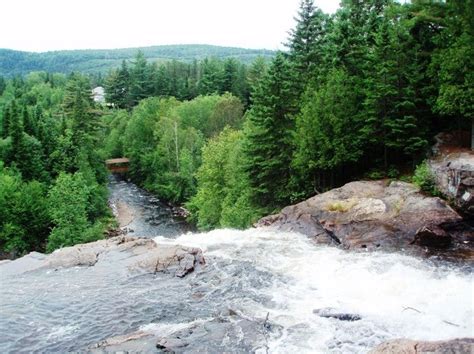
[0,45,275,76]
[103,0,471,230]
[0,72,110,256]
[0,0,472,257]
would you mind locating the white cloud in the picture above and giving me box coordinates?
[1,0,340,52]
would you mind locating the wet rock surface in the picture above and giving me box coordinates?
[256,180,474,258]
[369,337,474,353]
[313,308,362,322]
[0,236,205,278]
[2,177,471,353]
[90,312,279,353]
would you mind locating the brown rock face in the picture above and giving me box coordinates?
[413,226,451,248]
[369,338,474,354]
[256,181,473,256]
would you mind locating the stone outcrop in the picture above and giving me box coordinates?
[369,338,474,354]
[256,180,473,257]
[429,151,474,216]
[0,236,204,278]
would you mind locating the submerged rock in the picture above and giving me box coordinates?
[256,180,473,258]
[0,236,204,278]
[313,308,361,321]
[369,337,474,353]
[90,312,279,353]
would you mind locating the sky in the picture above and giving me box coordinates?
[0,0,340,52]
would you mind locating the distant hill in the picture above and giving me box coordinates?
[0,44,276,76]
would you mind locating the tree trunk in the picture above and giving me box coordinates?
[471,119,473,150]
[174,121,180,171]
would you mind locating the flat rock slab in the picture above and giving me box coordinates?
[0,236,204,278]
[256,180,473,257]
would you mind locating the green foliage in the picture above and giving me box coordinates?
[243,54,298,210]
[412,161,440,196]
[2,0,473,244]
[188,129,261,230]
[0,164,50,255]
[0,71,109,255]
[122,94,243,204]
[294,68,363,174]
[0,45,275,76]
[46,172,104,252]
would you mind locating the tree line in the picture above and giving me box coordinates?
[190,0,473,228]
[104,52,267,107]
[0,0,472,255]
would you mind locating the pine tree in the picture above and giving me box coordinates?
[115,60,132,109]
[22,107,37,137]
[293,68,363,190]
[243,54,298,210]
[130,51,152,106]
[64,74,98,148]
[7,100,23,165]
[1,105,11,138]
[288,0,329,84]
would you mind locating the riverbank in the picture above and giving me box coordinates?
[1,176,472,353]
[107,174,190,238]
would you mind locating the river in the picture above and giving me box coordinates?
[0,176,472,353]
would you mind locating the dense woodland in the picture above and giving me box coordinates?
[0,45,275,76]
[0,0,472,256]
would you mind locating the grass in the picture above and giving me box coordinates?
[325,199,357,212]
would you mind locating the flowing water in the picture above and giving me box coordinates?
[0,177,472,353]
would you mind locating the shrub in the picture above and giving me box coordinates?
[412,161,440,196]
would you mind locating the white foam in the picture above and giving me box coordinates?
[155,228,474,352]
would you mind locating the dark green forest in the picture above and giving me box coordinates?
[0,44,275,76]
[0,0,472,256]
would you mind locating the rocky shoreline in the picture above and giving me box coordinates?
[2,166,472,352]
[256,179,473,261]
[0,236,205,279]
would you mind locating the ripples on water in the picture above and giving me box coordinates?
[0,177,472,353]
[108,175,190,238]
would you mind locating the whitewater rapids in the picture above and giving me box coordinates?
[149,228,473,353]
[1,176,472,353]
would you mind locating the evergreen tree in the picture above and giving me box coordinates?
[243,54,298,210]
[105,60,132,109]
[64,74,99,149]
[22,107,37,137]
[6,100,24,166]
[288,0,329,84]
[0,76,5,96]
[130,51,153,106]
[1,105,11,138]
[222,58,239,94]
[293,69,363,190]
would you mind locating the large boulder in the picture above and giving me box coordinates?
[0,236,204,278]
[256,180,473,257]
[429,151,474,216]
[369,338,474,353]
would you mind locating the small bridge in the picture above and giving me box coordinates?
[105,158,130,173]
